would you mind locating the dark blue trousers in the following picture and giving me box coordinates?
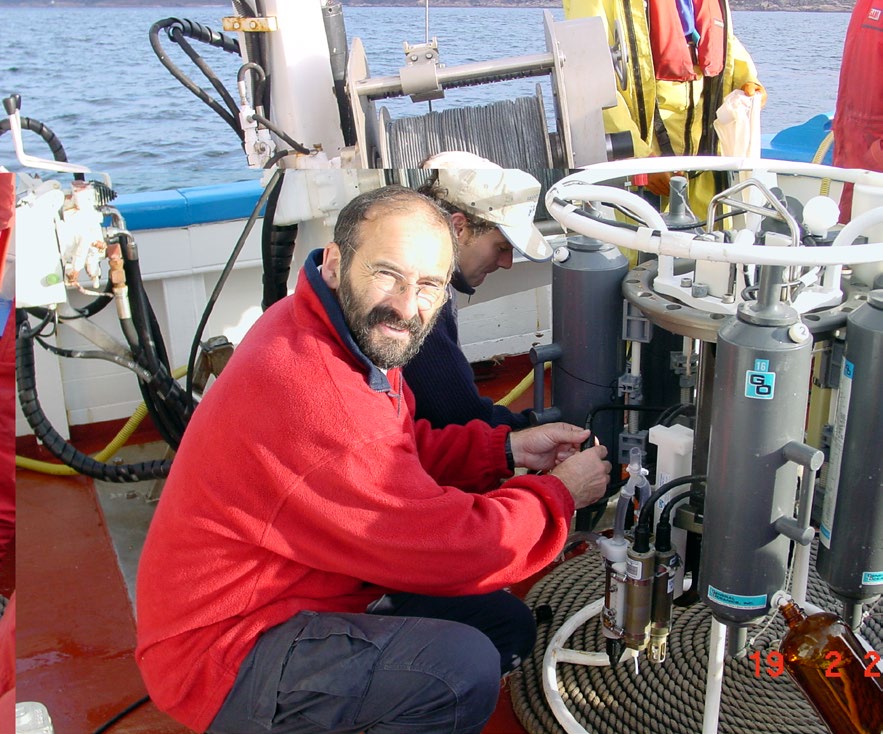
[208,591,536,734]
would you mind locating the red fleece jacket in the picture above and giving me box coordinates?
[135,253,575,732]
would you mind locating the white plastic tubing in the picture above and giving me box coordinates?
[546,156,883,267]
[541,598,638,734]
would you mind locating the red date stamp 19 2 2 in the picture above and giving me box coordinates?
[749,649,883,678]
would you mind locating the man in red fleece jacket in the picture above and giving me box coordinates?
[136,185,611,734]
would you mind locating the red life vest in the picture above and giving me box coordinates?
[649,0,725,81]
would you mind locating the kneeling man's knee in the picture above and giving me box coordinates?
[368,619,501,733]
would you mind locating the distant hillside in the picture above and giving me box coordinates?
[340,0,855,8]
[0,0,857,9]
[728,0,852,8]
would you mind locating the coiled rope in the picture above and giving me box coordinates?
[510,544,882,734]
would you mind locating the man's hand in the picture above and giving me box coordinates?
[646,170,673,197]
[509,423,590,472]
[509,424,613,509]
[549,444,612,509]
[741,81,768,108]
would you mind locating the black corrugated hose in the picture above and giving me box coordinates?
[15,310,172,482]
[148,17,244,140]
[260,171,298,310]
[117,233,193,448]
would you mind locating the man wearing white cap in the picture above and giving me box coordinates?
[405,153,552,429]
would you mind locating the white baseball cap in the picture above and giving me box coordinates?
[421,152,552,262]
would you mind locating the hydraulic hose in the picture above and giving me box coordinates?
[233,62,311,155]
[16,403,150,476]
[119,234,192,448]
[16,364,189,477]
[15,311,171,482]
[260,171,298,310]
[149,18,244,140]
[248,110,310,155]
[170,23,241,120]
[321,1,355,141]
[23,277,115,323]
[232,0,267,110]
[153,17,241,54]
[91,695,150,734]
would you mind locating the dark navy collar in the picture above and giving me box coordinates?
[304,249,392,393]
[450,268,475,296]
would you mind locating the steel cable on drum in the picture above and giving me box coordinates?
[509,543,883,734]
[384,96,550,169]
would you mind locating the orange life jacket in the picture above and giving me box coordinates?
[649,0,725,81]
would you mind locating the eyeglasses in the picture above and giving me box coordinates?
[347,247,448,311]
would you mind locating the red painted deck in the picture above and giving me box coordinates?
[15,354,544,734]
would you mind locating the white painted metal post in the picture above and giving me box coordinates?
[258,0,345,162]
[702,618,727,734]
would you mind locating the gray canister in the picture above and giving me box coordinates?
[699,287,813,626]
[817,289,883,607]
[551,235,628,455]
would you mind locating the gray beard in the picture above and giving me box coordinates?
[337,276,441,369]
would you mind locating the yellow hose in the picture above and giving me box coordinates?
[15,404,151,475]
[813,130,835,197]
[495,362,551,407]
[15,366,187,475]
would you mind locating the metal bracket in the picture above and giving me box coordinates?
[618,372,643,398]
[222,16,278,32]
[670,351,699,388]
[622,300,652,343]
[191,336,235,396]
[400,39,444,103]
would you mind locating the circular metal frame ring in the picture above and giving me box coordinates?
[623,260,874,342]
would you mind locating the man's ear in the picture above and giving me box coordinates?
[321,243,342,289]
[450,211,468,240]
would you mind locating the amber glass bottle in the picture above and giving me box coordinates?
[779,600,883,734]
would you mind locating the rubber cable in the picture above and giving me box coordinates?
[149,18,243,140]
[186,167,282,404]
[90,695,151,734]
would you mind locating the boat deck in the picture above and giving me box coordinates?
[15,354,545,734]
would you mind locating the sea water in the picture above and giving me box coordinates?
[0,5,849,194]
